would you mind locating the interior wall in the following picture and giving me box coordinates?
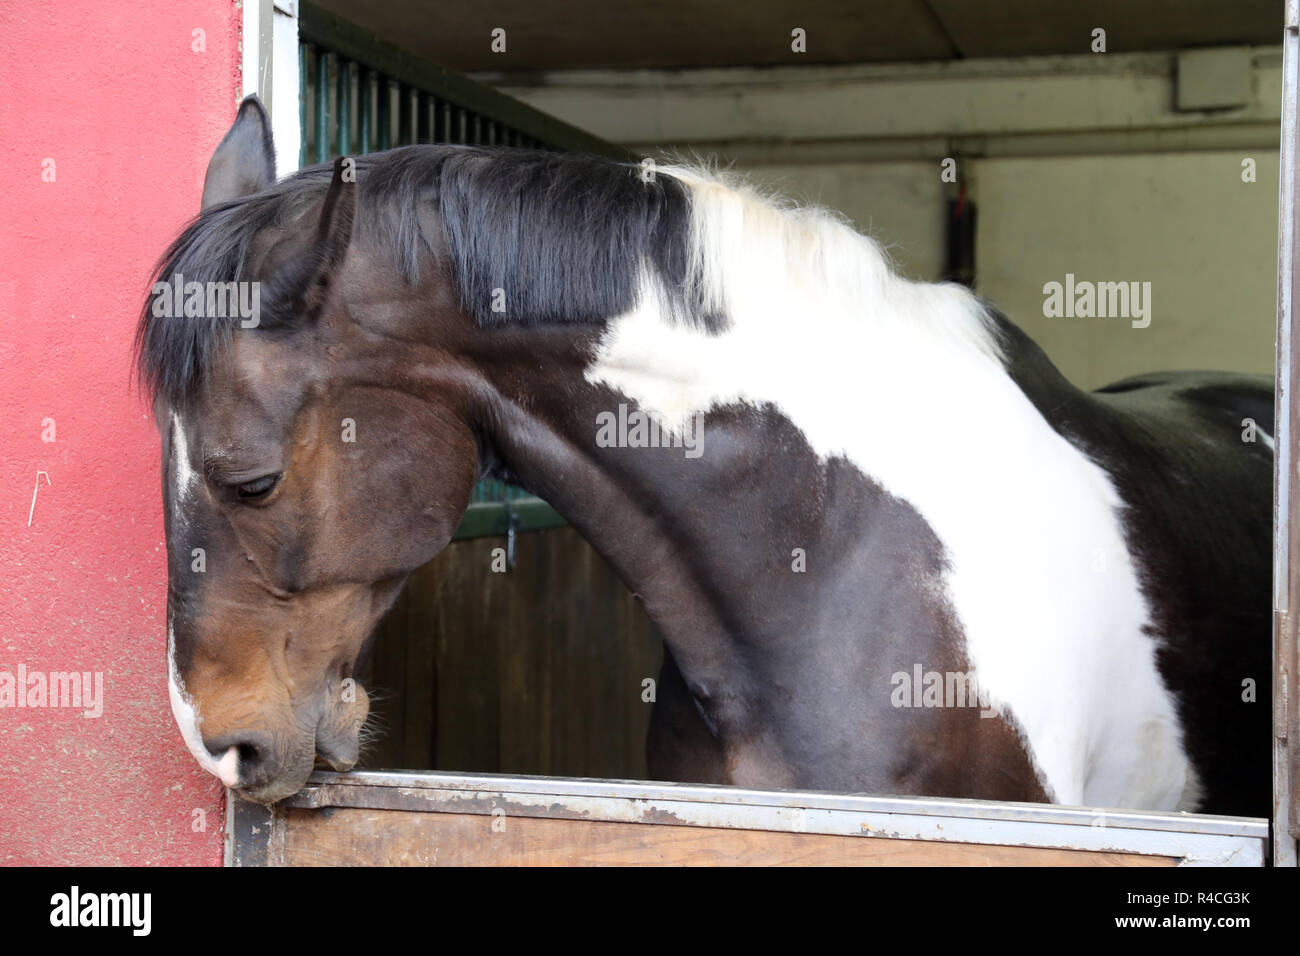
[975,151,1280,388]
[488,50,1284,389]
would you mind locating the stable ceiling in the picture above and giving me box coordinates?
[309,0,1284,72]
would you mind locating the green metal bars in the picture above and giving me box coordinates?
[299,52,562,161]
[297,1,629,164]
[296,2,630,539]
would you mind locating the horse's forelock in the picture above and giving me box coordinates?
[136,147,715,408]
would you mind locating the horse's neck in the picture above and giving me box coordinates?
[479,299,1133,688]
[475,302,1092,667]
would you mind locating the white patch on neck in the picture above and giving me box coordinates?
[166,412,239,788]
[586,167,1191,811]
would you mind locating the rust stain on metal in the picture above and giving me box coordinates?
[637,806,688,826]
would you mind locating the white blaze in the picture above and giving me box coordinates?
[168,624,240,788]
[167,413,240,788]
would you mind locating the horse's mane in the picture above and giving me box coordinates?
[136,146,1000,407]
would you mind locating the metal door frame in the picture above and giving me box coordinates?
[1273,0,1300,868]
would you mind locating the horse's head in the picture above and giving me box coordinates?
[142,99,481,802]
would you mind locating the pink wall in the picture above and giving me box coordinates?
[0,0,242,864]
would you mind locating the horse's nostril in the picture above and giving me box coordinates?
[203,731,276,787]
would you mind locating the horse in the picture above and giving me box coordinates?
[139,96,1273,815]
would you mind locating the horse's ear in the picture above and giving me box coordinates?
[201,95,276,210]
[259,157,355,327]
[314,156,356,271]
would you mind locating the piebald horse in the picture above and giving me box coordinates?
[141,97,1272,814]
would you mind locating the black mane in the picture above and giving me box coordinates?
[136,146,708,407]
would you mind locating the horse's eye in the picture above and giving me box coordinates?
[236,474,281,500]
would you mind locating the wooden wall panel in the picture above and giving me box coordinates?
[278,807,1178,867]
[358,527,664,778]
